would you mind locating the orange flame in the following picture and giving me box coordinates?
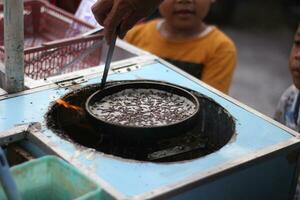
[56,99,84,113]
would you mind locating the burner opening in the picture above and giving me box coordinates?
[46,81,235,163]
[85,81,201,143]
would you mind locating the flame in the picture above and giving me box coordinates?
[56,99,84,113]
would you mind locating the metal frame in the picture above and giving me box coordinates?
[1,122,299,200]
[133,138,300,199]
[2,0,24,93]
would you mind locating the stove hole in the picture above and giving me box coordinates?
[46,81,235,163]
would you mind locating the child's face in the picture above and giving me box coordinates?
[289,24,300,89]
[159,0,213,31]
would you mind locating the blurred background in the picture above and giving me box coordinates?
[208,0,299,117]
[53,0,300,118]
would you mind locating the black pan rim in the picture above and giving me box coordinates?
[85,80,200,129]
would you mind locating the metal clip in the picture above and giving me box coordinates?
[55,76,86,88]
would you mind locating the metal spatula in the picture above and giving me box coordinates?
[100,28,119,89]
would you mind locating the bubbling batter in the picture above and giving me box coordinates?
[90,89,197,127]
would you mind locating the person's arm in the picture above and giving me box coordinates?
[92,0,162,43]
[201,43,237,94]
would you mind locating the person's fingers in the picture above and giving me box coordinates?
[99,0,159,43]
[91,0,113,26]
[103,1,126,44]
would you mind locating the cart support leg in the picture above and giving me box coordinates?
[3,0,24,93]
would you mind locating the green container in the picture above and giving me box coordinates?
[0,156,103,200]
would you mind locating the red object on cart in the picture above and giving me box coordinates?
[0,0,103,80]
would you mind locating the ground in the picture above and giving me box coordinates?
[226,28,293,117]
[216,0,296,117]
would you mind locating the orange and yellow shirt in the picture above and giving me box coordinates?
[125,20,237,94]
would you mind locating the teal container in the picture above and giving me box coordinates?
[0,156,103,200]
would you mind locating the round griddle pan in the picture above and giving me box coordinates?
[85,81,200,143]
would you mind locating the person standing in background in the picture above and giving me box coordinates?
[275,24,300,132]
[274,23,300,199]
[124,0,237,94]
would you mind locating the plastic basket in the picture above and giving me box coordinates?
[0,0,103,80]
[0,156,103,200]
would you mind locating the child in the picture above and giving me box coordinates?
[275,24,300,132]
[274,23,300,200]
[124,0,237,94]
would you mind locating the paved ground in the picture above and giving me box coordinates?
[216,0,296,117]
[225,28,294,117]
